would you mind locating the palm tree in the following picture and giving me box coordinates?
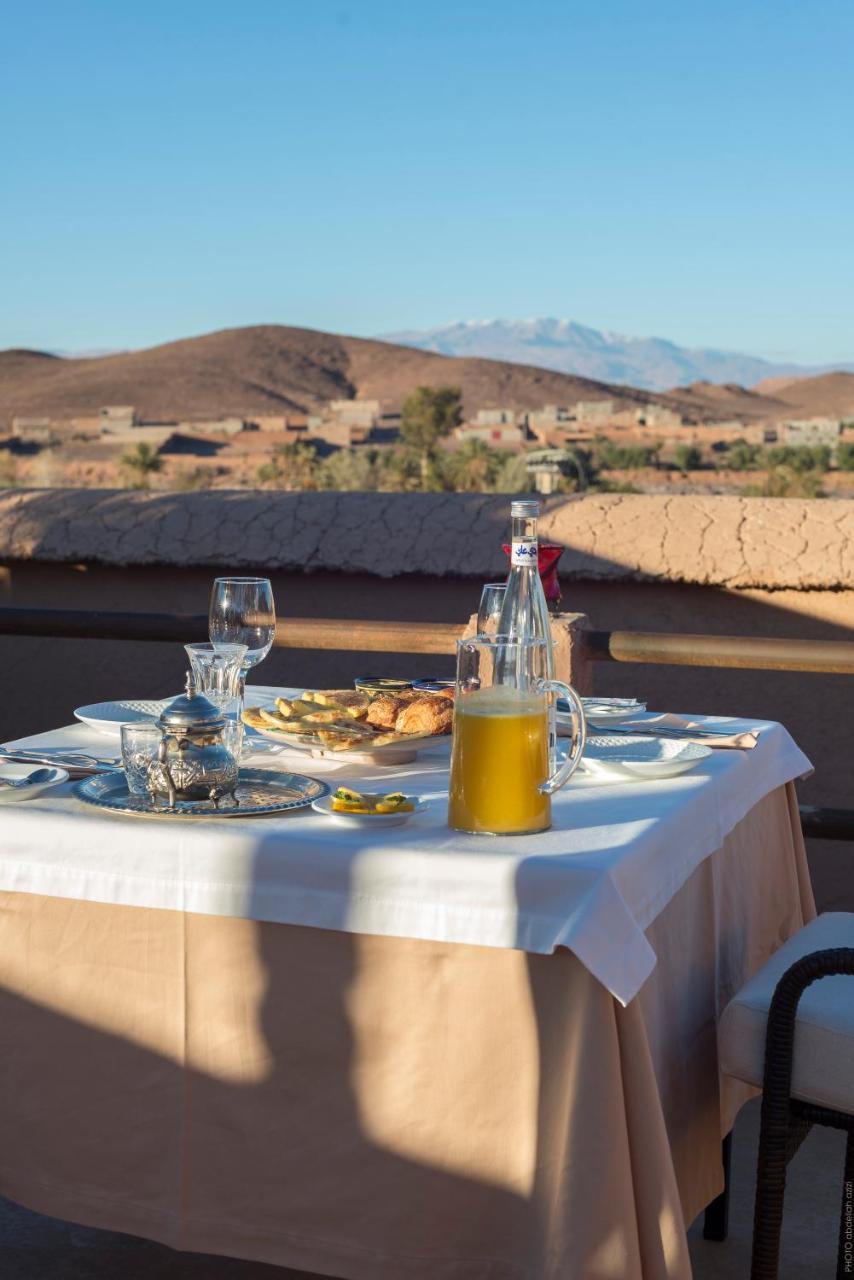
[120,442,163,489]
[445,440,500,492]
[559,446,597,491]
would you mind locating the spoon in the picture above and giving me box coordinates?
[0,767,56,789]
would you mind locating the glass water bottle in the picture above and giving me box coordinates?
[497,499,555,678]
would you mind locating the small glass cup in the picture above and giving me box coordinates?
[184,642,248,711]
[185,641,248,757]
[477,583,507,635]
[220,715,244,762]
[120,721,167,797]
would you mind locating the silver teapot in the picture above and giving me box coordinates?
[153,673,240,808]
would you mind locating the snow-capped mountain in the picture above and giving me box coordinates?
[381,318,849,392]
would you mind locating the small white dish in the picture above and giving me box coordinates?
[581,698,647,728]
[0,763,69,803]
[74,699,172,736]
[311,795,427,828]
[558,701,649,735]
[579,734,712,781]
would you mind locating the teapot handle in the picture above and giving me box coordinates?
[537,680,586,795]
[157,732,179,809]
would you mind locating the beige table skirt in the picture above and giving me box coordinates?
[0,783,814,1280]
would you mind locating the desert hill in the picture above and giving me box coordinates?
[753,372,854,419]
[2,324,847,430]
[660,379,790,422]
[0,325,667,429]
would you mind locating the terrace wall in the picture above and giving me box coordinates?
[1,489,852,909]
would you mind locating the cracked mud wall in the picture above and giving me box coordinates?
[2,490,854,589]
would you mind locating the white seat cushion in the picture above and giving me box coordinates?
[720,912,854,1115]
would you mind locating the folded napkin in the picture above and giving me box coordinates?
[611,714,760,750]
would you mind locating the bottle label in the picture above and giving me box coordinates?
[511,538,538,567]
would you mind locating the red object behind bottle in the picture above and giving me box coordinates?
[502,542,564,608]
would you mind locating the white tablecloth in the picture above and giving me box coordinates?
[0,692,811,1005]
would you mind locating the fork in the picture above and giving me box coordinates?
[587,723,741,740]
[0,748,120,772]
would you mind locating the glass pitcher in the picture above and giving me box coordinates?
[448,636,586,835]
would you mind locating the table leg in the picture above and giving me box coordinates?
[703,1132,733,1241]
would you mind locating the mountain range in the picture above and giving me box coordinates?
[0,326,657,429]
[2,325,854,430]
[383,318,854,392]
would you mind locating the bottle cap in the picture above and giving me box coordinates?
[510,499,540,518]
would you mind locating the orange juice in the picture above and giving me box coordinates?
[448,686,550,834]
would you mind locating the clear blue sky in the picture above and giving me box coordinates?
[2,0,852,362]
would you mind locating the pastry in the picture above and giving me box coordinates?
[395,697,454,736]
[365,695,404,730]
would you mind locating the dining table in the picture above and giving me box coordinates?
[0,687,814,1280]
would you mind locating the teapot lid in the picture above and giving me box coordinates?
[157,672,225,731]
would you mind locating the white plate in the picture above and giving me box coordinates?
[311,794,427,828]
[579,735,712,780]
[0,763,69,804]
[253,724,450,766]
[74,699,172,736]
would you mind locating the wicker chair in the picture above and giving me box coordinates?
[719,913,854,1279]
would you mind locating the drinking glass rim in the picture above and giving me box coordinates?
[457,634,548,651]
[212,576,272,586]
[186,641,249,656]
[120,720,161,737]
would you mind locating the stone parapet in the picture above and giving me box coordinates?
[1,489,853,590]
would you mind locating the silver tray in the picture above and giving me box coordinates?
[74,768,330,818]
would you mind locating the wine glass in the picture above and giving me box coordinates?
[477,583,507,635]
[209,577,276,702]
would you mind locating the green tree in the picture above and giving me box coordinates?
[743,467,825,499]
[837,441,854,471]
[443,440,505,492]
[377,446,424,492]
[169,465,218,491]
[399,386,463,485]
[492,453,532,494]
[596,477,641,494]
[594,440,654,470]
[0,452,17,488]
[722,439,762,470]
[762,444,831,473]
[257,441,320,489]
[673,444,702,472]
[560,446,598,491]
[318,448,380,491]
[120,442,163,489]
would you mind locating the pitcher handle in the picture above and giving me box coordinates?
[538,680,586,795]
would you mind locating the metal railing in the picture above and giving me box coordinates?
[4,607,854,673]
[586,630,854,675]
[1,605,852,838]
[0,608,462,654]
